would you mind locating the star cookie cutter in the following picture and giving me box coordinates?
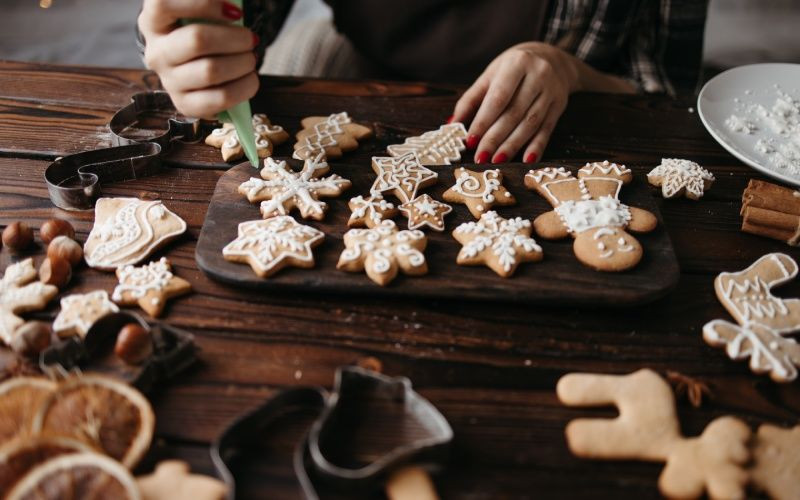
[44,91,202,211]
[211,365,453,499]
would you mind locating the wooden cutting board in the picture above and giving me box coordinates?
[196,160,679,305]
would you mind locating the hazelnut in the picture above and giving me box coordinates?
[47,236,83,267]
[2,222,34,253]
[39,257,72,289]
[39,219,75,245]
[10,321,52,356]
[114,323,153,365]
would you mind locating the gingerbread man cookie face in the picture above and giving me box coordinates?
[647,158,714,200]
[337,220,428,286]
[52,290,120,339]
[0,259,58,346]
[387,122,468,166]
[293,112,372,160]
[112,257,192,318]
[205,114,289,163]
[370,152,438,204]
[442,168,516,218]
[347,194,398,229]
[238,154,351,221]
[84,198,187,271]
[399,194,452,232]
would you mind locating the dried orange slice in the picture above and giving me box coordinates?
[0,377,57,445]
[31,374,154,469]
[0,434,92,494]
[6,452,140,500]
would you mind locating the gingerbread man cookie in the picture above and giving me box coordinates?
[137,460,227,500]
[750,424,800,500]
[293,112,372,160]
[452,211,542,277]
[348,194,398,229]
[0,259,58,346]
[399,194,452,232]
[84,198,187,271]
[223,217,325,278]
[558,369,751,500]
[370,152,438,204]
[647,158,715,200]
[205,114,289,162]
[703,252,800,382]
[443,167,516,218]
[239,154,351,220]
[386,122,468,166]
[111,258,192,317]
[337,220,427,286]
[525,162,657,272]
[52,290,120,339]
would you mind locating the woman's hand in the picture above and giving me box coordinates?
[138,0,260,118]
[451,42,634,164]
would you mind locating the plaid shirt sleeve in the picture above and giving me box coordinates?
[544,0,709,96]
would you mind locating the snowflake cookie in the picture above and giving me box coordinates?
[205,114,289,162]
[399,194,452,232]
[703,253,800,382]
[370,152,438,203]
[337,220,428,286]
[222,217,325,278]
[0,259,58,345]
[52,290,120,339]
[111,257,192,318]
[347,194,398,229]
[443,167,516,218]
[386,122,468,166]
[238,153,351,220]
[525,162,657,272]
[293,112,372,160]
[452,211,542,277]
[83,198,187,271]
[647,158,715,200]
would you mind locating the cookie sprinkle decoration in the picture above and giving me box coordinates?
[347,194,398,228]
[399,194,452,232]
[647,158,715,200]
[112,257,192,318]
[370,152,438,203]
[443,167,516,218]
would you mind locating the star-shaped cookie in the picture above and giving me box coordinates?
[0,259,58,345]
[370,152,438,203]
[222,217,325,278]
[647,158,715,200]
[111,257,192,318]
[399,194,452,231]
[205,114,289,162]
[348,194,398,228]
[52,290,120,339]
[443,167,516,218]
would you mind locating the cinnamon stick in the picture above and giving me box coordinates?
[740,179,800,246]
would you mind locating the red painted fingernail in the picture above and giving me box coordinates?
[252,33,260,48]
[446,115,455,124]
[491,152,508,164]
[222,1,243,20]
[524,152,538,164]
[476,151,490,164]
[466,134,480,150]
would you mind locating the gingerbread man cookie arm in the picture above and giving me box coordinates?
[533,211,569,239]
[627,207,659,233]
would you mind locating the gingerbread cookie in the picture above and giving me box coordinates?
[0,259,58,346]
[525,162,657,272]
[399,194,452,232]
[443,167,515,218]
[386,122,468,166]
[137,460,227,500]
[370,152,438,203]
[223,217,324,278]
[703,253,800,382]
[293,112,372,160]
[647,158,715,200]
[337,220,427,286]
[111,257,191,318]
[205,114,289,162]
[239,154,351,220]
[52,290,120,339]
[750,424,800,500]
[557,369,751,500]
[348,194,398,228]
[84,198,187,271]
[452,211,542,277]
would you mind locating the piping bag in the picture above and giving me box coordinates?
[183,0,259,168]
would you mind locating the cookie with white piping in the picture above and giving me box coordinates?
[442,167,515,218]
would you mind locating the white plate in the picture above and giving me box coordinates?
[697,63,800,186]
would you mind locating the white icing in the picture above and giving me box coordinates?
[112,257,174,302]
[339,220,427,279]
[398,194,452,231]
[451,168,502,203]
[578,160,631,177]
[453,211,541,272]
[386,122,468,165]
[208,114,286,159]
[52,290,119,338]
[647,158,715,199]
[526,167,570,184]
[370,152,438,203]
[348,194,395,227]
[554,196,632,234]
[0,259,58,344]
[293,112,352,160]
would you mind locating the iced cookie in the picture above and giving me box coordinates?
[443,167,516,218]
[386,122,468,166]
[205,114,289,162]
[0,259,58,345]
[239,154,351,220]
[750,424,800,500]
[525,162,657,272]
[370,152,438,203]
[293,112,372,160]
[84,198,187,271]
[52,290,120,339]
[223,217,324,278]
[337,220,427,286]
[647,158,715,200]
[137,460,227,500]
[111,257,192,318]
[348,194,398,229]
[399,194,452,232]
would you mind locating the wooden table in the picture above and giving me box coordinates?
[0,61,797,499]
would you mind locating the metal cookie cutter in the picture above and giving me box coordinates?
[211,365,453,499]
[44,91,201,211]
[39,310,197,393]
